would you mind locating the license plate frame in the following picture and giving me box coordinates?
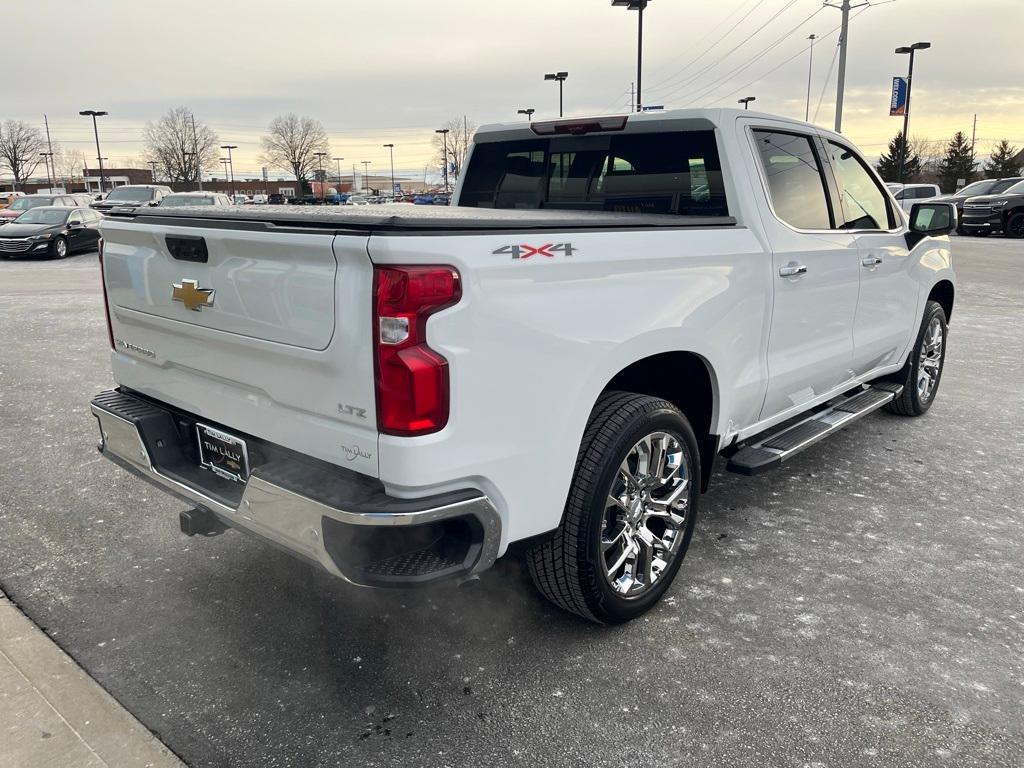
[196,423,250,483]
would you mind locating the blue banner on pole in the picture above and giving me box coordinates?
[890,77,908,116]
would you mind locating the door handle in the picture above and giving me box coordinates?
[861,255,883,267]
[779,263,807,277]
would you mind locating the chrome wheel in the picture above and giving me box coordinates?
[917,316,943,403]
[54,238,67,258]
[601,431,689,598]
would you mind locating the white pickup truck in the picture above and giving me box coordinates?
[90,109,956,624]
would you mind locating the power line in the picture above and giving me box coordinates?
[676,4,827,106]
[645,0,802,100]
[642,0,769,92]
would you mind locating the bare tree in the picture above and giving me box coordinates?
[0,120,46,190]
[431,116,477,185]
[259,114,329,193]
[52,145,87,189]
[143,107,220,184]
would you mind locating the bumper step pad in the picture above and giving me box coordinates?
[726,383,902,476]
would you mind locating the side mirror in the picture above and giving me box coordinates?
[905,202,956,248]
[68,220,82,228]
[148,200,160,207]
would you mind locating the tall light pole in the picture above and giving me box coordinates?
[517,108,535,122]
[612,1,650,112]
[895,42,931,185]
[361,161,371,193]
[383,144,395,199]
[79,110,108,193]
[148,160,158,183]
[805,34,817,122]
[738,96,756,110]
[220,145,237,198]
[190,112,203,191]
[40,152,54,191]
[314,151,327,201]
[544,72,569,117]
[220,158,230,194]
[334,156,344,199]
[825,0,868,133]
[435,128,450,192]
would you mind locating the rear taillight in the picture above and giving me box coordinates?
[373,265,461,436]
[97,237,114,349]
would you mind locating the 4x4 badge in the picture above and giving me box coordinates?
[172,279,215,311]
[493,243,577,260]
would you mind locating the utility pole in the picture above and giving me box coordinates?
[517,108,535,121]
[361,161,371,193]
[148,160,158,183]
[805,35,817,122]
[314,151,327,201]
[221,145,237,198]
[191,112,203,190]
[895,42,931,185]
[970,113,978,157]
[79,110,108,193]
[825,1,868,133]
[334,157,344,198]
[43,115,56,188]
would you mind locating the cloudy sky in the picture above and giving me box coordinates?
[6,0,1022,181]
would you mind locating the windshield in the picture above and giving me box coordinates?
[106,187,154,202]
[957,180,996,197]
[160,196,216,207]
[13,209,69,225]
[1003,180,1024,195]
[8,197,52,211]
[459,130,728,216]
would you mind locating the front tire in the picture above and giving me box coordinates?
[50,236,68,259]
[886,300,948,416]
[527,392,700,624]
[1005,213,1024,239]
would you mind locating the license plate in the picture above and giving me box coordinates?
[196,423,250,483]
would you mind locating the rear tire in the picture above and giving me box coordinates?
[527,392,701,624]
[886,300,947,416]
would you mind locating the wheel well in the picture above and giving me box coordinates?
[604,352,717,491]
[928,280,954,322]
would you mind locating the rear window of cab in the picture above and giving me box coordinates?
[459,130,728,216]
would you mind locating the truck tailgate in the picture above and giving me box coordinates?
[100,217,379,477]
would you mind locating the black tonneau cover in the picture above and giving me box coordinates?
[119,204,736,233]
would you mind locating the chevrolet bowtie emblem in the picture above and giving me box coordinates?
[171,279,215,311]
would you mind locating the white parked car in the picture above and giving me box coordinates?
[347,195,371,206]
[887,182,941,212]
[251,194,268,205]
[90,109,956,623]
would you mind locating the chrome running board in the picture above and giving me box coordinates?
[726,383,902,476]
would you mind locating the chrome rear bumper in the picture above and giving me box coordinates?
[90,389,501,587]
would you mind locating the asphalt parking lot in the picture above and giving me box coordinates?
[0,238,1022,768]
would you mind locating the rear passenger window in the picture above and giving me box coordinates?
[459,131,728,216]
[752,130,831,230]
[826,141,893,230]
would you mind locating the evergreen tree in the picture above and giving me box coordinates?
[984,139,1021,178]
[938,131,977,192]
[876,131,920,182]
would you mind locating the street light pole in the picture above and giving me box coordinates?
[383,144,395,199]
[805,34,817,122]
[895,42,931,185]
[612,1,651,112]
[220,158,230,194]
[517,108,535,122]
[738,96,756,110]
[544,72,569,117]
[314,151,327,201]
[334,157,344,199]
[148,160,158,183]
[220,145,237,198]
[435,128,450,192]
[79,110,108,193]
[40,153,54,191]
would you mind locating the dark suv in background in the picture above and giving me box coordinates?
[960,179,1024,238]
[91,185,173,213]
[931,176,1023,232]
